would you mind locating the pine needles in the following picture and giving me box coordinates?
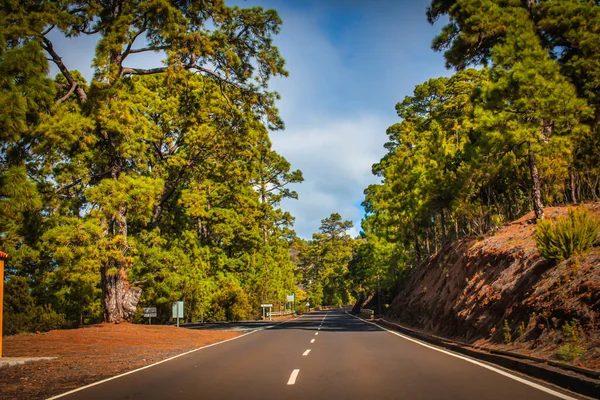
[535,207,599,262]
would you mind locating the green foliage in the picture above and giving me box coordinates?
[503,320,512,345]
[3,277,67,335]
[518,322,526,341]
[536,208,599,262]
[356,0,600,305]
[0,0,301,327]
[556,320,586,362]
[212,279,254,322]
[296,214,356,307]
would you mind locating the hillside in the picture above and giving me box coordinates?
[387,203,600,370]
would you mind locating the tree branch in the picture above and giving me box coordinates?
[42,24,55,36]
[41,36,88,103]
[120,65,243,90]
[120,21,148,63]
[55,82,78,104]
[54,170,111,194]
[127,45,169,54]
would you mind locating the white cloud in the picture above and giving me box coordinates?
[273,113,388,239]
[266,8,391,239]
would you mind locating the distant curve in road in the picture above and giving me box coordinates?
[51,309,581,400]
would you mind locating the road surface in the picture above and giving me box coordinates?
[53,309,579,400]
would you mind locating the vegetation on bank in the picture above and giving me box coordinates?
[351,0,600,313]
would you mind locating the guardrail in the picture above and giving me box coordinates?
[267,311,293,317]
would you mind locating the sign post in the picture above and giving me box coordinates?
[260,304,273,321]
[286,293,296,314]
[143,307,157,325]
[172,301,184,327]
[0,251,6,358]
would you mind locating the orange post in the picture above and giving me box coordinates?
[0,251,6,358]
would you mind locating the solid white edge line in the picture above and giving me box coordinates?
[302,349,311,356]
[346,313,579,400]
[287,369,300,385]
[47,330,260,400]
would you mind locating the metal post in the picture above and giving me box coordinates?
[377,273,382,316]
[0,251,7,358]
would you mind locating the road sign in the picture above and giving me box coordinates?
[143,307,157,317]
[260,303,273,321]
[172,301,184,327]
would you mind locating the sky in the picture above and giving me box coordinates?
[47,0,450,239]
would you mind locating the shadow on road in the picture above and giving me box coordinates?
[182,310,382,333]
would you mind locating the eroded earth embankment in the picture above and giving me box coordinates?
[387,203,600,370]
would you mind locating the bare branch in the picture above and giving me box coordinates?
[42,25,55,36]
[127,45,169,54]
[120,65,243,89]
[55,82,77,104]
[120,22,148,63]
[41,36,88,103]
[54,170,111,194]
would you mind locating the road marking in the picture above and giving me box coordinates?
[303,349,311,356]
[315,332,318,335]
[318,327,320,330]
[287,369,300,385]
[310,339,315,343]
[47,330,259,399]
[347,313,578,400]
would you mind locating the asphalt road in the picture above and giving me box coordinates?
[54,309,579,400]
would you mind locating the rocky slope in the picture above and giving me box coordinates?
[387,203,600,369]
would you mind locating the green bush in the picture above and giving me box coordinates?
[503,319,512,344]
[2,276,67,335]
[536,207,599,262]
[211,280,253,321]
[556,320,586,362]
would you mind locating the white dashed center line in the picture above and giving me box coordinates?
[287,369,300,385]
[315,332,318,335]
[302,349,311,356]
[310,339,315,343]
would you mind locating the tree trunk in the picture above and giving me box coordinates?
[455,217,459,238]
[440,208,447,246]
[569,169,578,204]
[528,145,545,220]
[102,267,142,323]
[414,231,421,262]
[102,181,142,322]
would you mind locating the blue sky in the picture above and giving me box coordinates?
[250,0,450,238]
[47,0,450,239]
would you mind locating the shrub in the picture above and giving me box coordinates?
[503,319,512,344]
[556,320,586,362]
[536,207,599,262]
[518,321,526,341]
[2,276,67,335]
[557,344,586,362]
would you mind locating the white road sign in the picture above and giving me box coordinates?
[143,307,157,318]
